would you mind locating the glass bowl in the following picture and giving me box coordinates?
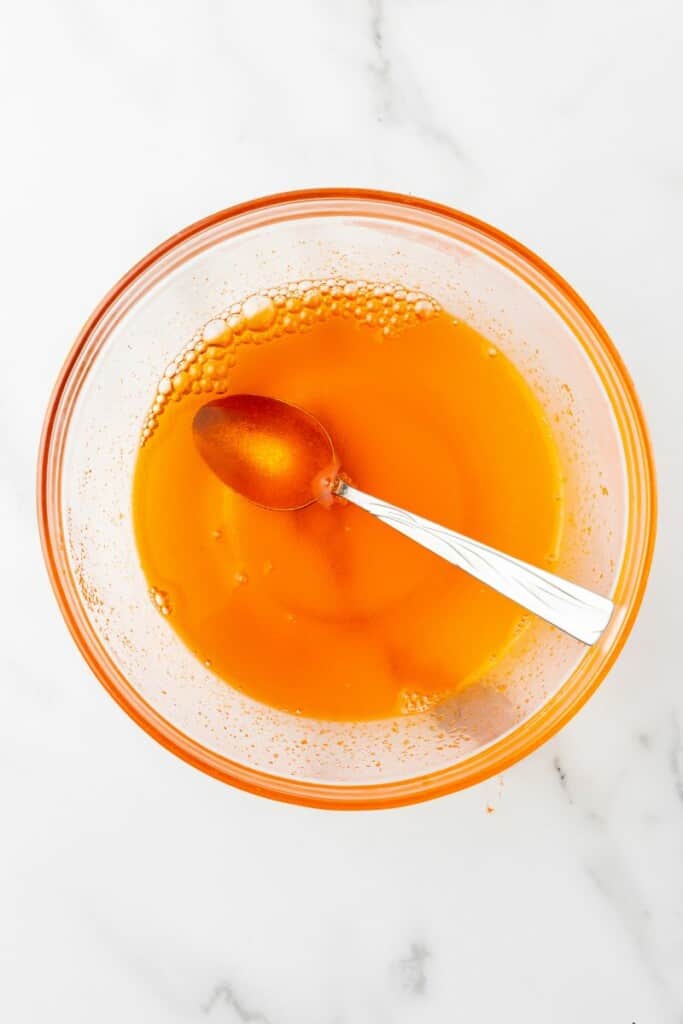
[38,189,656,808]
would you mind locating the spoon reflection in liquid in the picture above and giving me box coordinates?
[193,394,613,645]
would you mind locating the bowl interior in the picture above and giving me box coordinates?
[42,193,652,805]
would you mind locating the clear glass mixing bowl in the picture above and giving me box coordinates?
[38,190,656,808]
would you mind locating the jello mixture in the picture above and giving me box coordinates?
[133,280,563,720]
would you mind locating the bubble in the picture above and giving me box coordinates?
[243,293,276,330]
[396,689,438,714]
[202,318,228,343]
[149,586,171,616]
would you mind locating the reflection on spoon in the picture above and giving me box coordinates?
[193,393,339,511]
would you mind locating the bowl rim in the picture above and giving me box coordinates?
[37,188,657,809]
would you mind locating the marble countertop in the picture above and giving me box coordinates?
[2,1,682,1021]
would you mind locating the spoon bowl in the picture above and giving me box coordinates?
[193,394,339,510]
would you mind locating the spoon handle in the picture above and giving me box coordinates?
[336,482,613,645]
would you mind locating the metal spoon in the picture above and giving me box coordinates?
[193,394,613,645]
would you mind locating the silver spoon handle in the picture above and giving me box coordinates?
[337,482,613,645]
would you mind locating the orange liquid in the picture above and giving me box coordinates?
[133,281,563,720]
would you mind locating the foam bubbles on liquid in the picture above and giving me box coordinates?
[141,278,439,443]
[149,586,171,616]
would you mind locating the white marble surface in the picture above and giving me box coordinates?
[1,1,682,1020]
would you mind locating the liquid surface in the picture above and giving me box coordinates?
[134,280,564,720]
